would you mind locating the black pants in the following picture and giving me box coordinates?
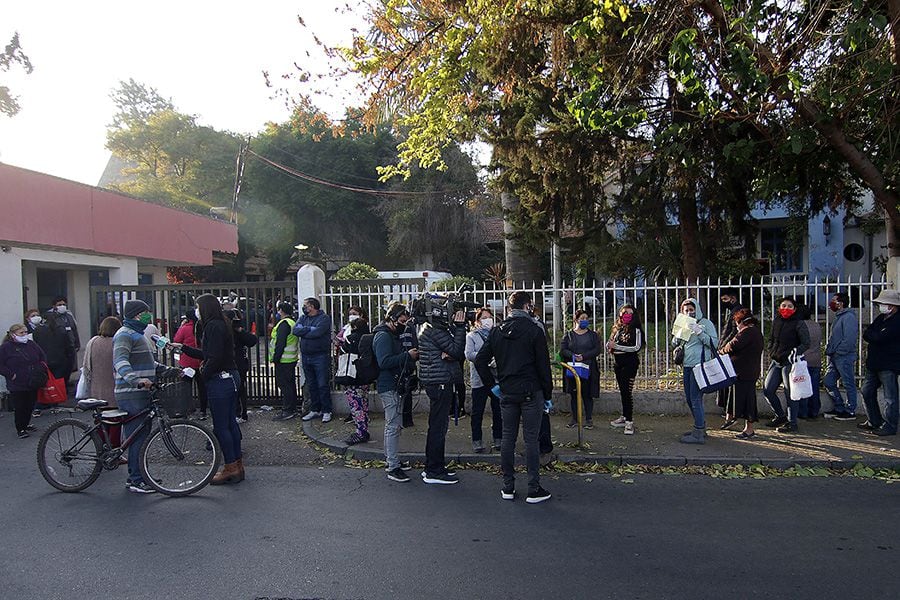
[500,391,542,493]
[452,380,466,417]
[10,390,37,432]
[274,362,298,413]
[539,412,553,454]
[569,379,593,422]
[470,385,502,442]
[613,353,639,421]
[424,384,452,476]
[402,389,414,426]
[236,369,249,419]
[195,375,208,414]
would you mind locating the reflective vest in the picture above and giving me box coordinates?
[269,317,299,363]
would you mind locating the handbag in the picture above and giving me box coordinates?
[788,350,813,400]
[692,344,737,393]
[564,361,591,379]
[333,352,358,386]
[75,367,91,400]
[673,343,685,366]
[37,366,67,405]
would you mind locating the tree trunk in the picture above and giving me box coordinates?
[501,190,542,286]
[677,184,704,282]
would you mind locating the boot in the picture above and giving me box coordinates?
[679,428,706,445]
[234,458,245,482]
[211,461,240,485]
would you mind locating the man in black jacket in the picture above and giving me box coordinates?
[417,304,466,484]
[859,289,900,436]
[475,291,553,504]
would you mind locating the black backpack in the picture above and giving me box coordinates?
[354,333,380,385]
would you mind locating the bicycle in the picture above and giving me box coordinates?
[36,381,222,496]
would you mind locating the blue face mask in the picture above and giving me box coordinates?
[578,320,589,330]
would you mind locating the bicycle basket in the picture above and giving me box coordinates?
[155,377,194,416]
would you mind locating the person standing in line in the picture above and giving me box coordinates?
[173,309,208,419]
[822,292,859,421]
[113,300,182,494]
[417,303,466,485]
[798,305,823,419]
[47,296,80,379]
[465,307,502,453]
[674,298,719,444]
[33,302,75,415]
[762,297,810,433]
[373,303,418,482]
[340,307,371,445]
[720,308,764,439]
[560,310,601,429]
[24,309,43,339]
[227,309,257,423]
[607,304,643,435]
[0,323,47,438]
[475,291,553,504]
[270,302,300,421]
[82,316,121,406]
[395,306,419,428]
[858,289,900,436]
[172,294,244,484]
[296,298,334,423]
[717,288,743,426]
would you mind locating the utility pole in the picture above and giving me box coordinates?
[230,136,250,224]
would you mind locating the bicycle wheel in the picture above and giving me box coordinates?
[140,419,221,496]
[37,418,103,492]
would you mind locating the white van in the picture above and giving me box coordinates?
[377,270,453,290]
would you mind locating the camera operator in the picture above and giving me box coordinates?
[418,305,466,485]
[474,291,553,504]
[394,303,419,429]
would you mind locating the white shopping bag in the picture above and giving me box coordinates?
[789,352,813,400]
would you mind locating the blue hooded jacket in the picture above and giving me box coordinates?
[673,297,718,368]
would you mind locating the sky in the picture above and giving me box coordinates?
[1,1,365,185]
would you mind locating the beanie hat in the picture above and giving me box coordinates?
[124,299,151,319]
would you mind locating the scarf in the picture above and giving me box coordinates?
[124,318,148,334]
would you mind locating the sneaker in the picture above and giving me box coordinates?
[127,481,157,494]
[584,420,594,430]
[421,472,459,485]
[31,409,41,418]
[301,411,322,422]
[624,421,635,435]
[236,417,247,424]
[874,427,897,437]
[679,429,706,444]
[823,410,840,419]
[610,416,627,428]
[539,452,555,467]
[272,411,297,422]
[17,430,29,439]
[321,412,333,423]
[198,411,208,421]
[384,461,412,472]
[857,421,878,430]
[472,439,485,453]
[776,423,798,433]
[492,438,502,451]
[766,416,788,428]
[834,412,857,422]
[501,487,515,500]
[566,420,577,428]
[24,424,37,432]
[344,432,370,446]
[386,468,411,482]
[526,486,552,504]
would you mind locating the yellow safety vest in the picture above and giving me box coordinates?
[269,317,299,363]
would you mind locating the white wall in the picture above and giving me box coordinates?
[0,251,24,332]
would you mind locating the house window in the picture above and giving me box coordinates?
[760,227,803,273]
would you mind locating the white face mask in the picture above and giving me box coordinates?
[195,308,201,320]
[29,315,42,325]
[480,318,494,329]
[348,314,360,322]
[13,334,29,344]
[56,305,67,314]
[878,304,893,315]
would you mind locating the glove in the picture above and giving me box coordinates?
[491,384,502,399]
[544,399,552,413]
[688,322,703,335]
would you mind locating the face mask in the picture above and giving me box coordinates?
[348,314,360,322]
[721,300,732,310]
[779,308,795,319]
[480,318,494,329]
[828,301,840,312]
[578,320,590,330]
[878,304,892,315]
[621,313,633,324]
[29,315,41,325]
[195,308,201,320]
[138,312,153,325]
[13,334,28,344]
[56,305,67,314]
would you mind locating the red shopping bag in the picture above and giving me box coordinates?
[37,366,67,405]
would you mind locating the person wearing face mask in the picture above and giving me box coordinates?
[858,289,900,436]
[270,301,300,421]
[0,323,47,438]
[31,304,75,414]
[295,297,334,424]
[339,306,371,445]
[822,292,859,421]
[560,310,601,429]
[716,288,743,423]
[762,297,810,433]
[673,298,719,444]
[607,304,644,435]
[24,309,43,339]
[797,305,823,419]
[465,307,502,453]
[47,296,81,377]
[173,308,208,419]
[719,308,764,439]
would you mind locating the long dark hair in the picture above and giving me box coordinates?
[610,304,643,346]
[195,294,232,343]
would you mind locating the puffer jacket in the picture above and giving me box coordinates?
[417,322,465,386]
[768,313,810,365]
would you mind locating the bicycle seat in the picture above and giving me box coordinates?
[77,399,108,411]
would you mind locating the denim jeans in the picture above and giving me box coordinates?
[763,362,790,420]
[500,390,542,494]
[116,393,151,485]
[274,362,298,414]
[470,385,502,443]
[302,353,331,413]
[799,366,821,418]
[378,390,402,471]
[823,354,858,414]
[424,384,452,476]
[206,371,242,464]
[861,370,899,434]
[682,369,705,430]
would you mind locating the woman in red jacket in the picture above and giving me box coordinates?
[173,310,207,419]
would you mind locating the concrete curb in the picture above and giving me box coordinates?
[302,421,900,470]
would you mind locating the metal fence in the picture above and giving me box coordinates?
[91,275,889,401]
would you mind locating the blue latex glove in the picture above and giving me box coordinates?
[491,384,502,399]
[544,399,552,413]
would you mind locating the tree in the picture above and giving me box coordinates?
[333,262,379,280]
[1,32,33,117]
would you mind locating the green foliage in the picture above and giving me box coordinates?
[429,275,476,292]
[0,32,33,117]
[332,262,379,280]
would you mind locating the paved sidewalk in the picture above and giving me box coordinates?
[304,411,900,468]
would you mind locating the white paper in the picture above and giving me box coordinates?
[182,367,196,378]
[672,313,697,341]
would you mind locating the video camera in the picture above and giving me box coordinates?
[411,283,481,327]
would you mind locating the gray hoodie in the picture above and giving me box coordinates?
[673,298,719,368]
[825,308,858,357]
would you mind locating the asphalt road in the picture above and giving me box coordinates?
[1,414,898,600]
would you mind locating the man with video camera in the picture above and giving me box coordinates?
[417,301,467,485]
[474,291,553,504]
